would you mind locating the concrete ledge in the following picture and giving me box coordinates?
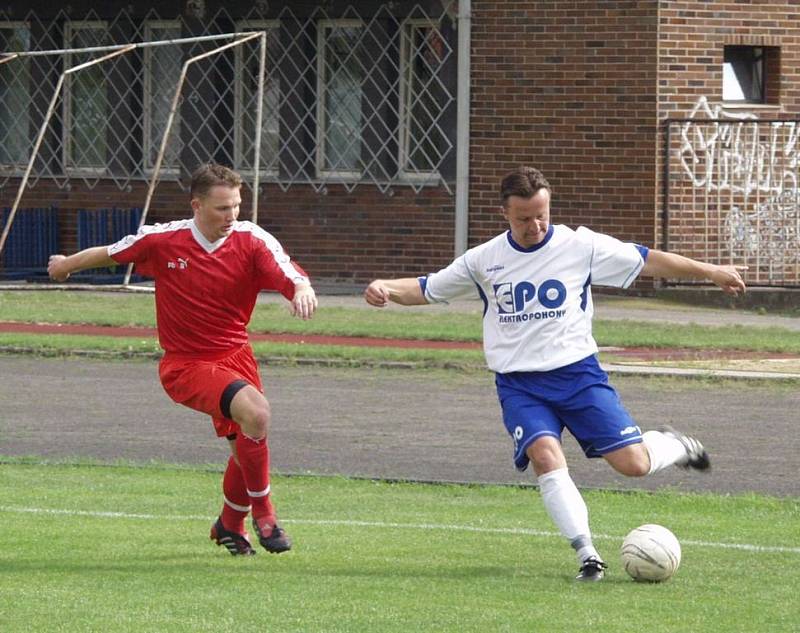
[656,286,800,311]
[603,363,800,381]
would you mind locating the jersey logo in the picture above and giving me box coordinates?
[513,425,524,452]
[493,279,567,314]
[167,257,189,270]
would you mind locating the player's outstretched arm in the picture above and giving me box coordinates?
[364,278,427,307]
[48,246,117,282]
[290,282,317,320]
[641,249,747,296]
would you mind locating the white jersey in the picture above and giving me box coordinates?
[422,224,647,373]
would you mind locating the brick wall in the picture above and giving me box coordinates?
[657,2,800,118]
[0,179,457,283]
[657,1,800,285]
[469,1,660,291]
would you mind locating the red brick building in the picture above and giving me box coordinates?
[2,1,799,288]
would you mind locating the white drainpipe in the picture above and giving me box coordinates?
[454,0,471,256]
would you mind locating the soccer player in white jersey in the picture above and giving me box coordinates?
[364,166,746,581]
[48,163,317,556]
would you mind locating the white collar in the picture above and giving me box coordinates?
[190,218,230,253]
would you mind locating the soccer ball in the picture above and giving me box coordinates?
[620,524,682,582]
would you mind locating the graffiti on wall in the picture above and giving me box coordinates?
[677,96,799,277]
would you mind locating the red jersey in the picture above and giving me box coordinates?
[108,219,308,357]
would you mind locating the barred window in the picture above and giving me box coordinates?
[64,22,111,172]
[235,21,280,177]
[317,20,364,178]
[0,23,31,168]
[399,20,450,181]
[144,21,182,172]
[0,5,457,194]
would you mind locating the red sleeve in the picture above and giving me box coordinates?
[248,225,310,300]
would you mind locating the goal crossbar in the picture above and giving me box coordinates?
[0,32,252,59]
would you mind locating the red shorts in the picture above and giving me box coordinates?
[158,344,263,438]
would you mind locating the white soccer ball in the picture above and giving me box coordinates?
[620,524,682,582]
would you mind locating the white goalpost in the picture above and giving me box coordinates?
[0,31,267,290]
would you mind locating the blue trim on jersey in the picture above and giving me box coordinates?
[475,283,489,316]
[505,224,554,253]
[622,245,648,287]
[418,276,428,296]
[579,274,591,311]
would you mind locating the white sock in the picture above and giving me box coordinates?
[537,467,600,563]
[642,430,689,474]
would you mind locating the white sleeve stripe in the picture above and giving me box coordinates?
[108,219,191,255]
[236,223,308,283]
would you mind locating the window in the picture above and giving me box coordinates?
[399,20,450,180]
[144,21,182,172]
[317,20,364,178]
[234,21,280,177]
[723,46,763,103]
[64,22,111,172]
[0,23,31,168]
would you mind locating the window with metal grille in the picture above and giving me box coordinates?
[0,4,457,194]
[400,19,449,182]
[144,21,182,173]
[317,20,364,178]
[64,22,111,172]
[235,21,280,178]
[0,23,31,168]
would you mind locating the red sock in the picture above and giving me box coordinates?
[220,455,249,534]
[234,432,275,523]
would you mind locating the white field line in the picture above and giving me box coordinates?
[2,505,798,555]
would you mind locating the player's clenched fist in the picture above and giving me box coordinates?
[364,280,390,307]
[48,254,70,282]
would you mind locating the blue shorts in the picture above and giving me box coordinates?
[495,355,642,471]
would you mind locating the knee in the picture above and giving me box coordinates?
[236,397,271,440]
[527,437,567,475]
[532,454,562,474]
[609,447,650,477]
[621,461,650,477]
[248,401,271,438]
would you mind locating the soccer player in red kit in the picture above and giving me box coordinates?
[48,163,318,556]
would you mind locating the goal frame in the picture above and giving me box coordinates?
[0,31,267,289]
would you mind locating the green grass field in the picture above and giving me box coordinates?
[1,461,798,633]
[2,290,799,631]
